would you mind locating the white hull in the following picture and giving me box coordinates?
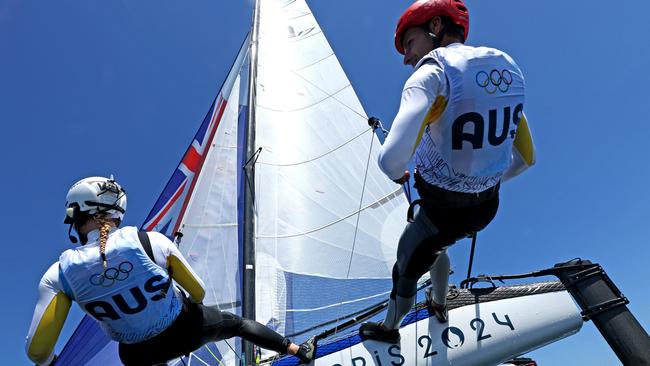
[271,282,583,366]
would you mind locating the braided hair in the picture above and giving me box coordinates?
[94,215,116,269]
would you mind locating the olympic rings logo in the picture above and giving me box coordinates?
[475,69,513,94]
[89,261,134,287]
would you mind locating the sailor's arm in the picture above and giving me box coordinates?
[26,263,71,365]
[378,63,446,181]
[148,231,206,303]
[502,112,536,181]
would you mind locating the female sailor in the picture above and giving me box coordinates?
[26,176,315,365]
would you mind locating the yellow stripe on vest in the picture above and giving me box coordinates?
[513,114,535,165]
[413,95,448,153]
[28,292,71,364]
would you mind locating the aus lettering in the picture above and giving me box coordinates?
[452,103,523,150]
[84,275,171,320]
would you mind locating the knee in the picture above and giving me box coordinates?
[394,276,418,298]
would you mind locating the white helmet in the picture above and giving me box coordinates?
[64,176,127,225]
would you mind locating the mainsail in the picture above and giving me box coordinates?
[56,0,584,365]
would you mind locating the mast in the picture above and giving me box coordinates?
[243,0,261,364]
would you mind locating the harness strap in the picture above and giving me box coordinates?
[407,199,423,223]
[138,231,177,302]
[137,231,155,263]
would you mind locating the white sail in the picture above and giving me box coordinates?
[252,0,408,342]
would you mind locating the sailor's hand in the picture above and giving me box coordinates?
[393,170,410,185]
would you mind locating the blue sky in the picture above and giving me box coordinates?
[2,0,649,365]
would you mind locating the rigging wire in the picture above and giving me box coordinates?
[329,128,377,345]
[466,233,478,280]
[203,343,227,366]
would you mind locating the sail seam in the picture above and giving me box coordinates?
[182,223,238,228]
[292,52,335,72]
[290,63,368,120]
[284,290,391,312]
[256,188,403,238]
[256,83,352,112]
[257,128,371,166]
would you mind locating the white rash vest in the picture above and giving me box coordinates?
[26,226,206,365]
[378,43,535,193]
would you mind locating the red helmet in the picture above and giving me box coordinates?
[394,0,469,55]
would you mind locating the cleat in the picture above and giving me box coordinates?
[359,321,400,344]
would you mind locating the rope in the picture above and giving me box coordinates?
[466,233,478,279]
[345,128,376,282]
[203,343,227,366]
[333,128,377,340]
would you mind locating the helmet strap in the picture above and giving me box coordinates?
[425,17,450,50]
[427,31,441,50]
[67,224,78,244]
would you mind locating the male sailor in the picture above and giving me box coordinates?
[26,176,315,365]
[360,0,535,343]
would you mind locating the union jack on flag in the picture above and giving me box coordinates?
[141,95,228,236]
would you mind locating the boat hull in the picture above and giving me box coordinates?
[272,282,583,366]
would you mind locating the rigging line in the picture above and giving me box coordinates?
[219,338,245,365]
[466,233,478,280]
[203,343,226,366]
[257,128,372,166]
[335,129,376,333]
[256,187,402,238]
[290,68,368,121]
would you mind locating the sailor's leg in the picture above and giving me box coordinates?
[429,249,450,306]
[384,263,418,329]
[199,305,290,353]
[384,209,442,329]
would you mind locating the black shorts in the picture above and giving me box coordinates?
[395,174,500,281]
[119,299,289,366]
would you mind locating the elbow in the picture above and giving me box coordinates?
[378,149,409,181]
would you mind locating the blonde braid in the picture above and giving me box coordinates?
[96,216,114,269]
